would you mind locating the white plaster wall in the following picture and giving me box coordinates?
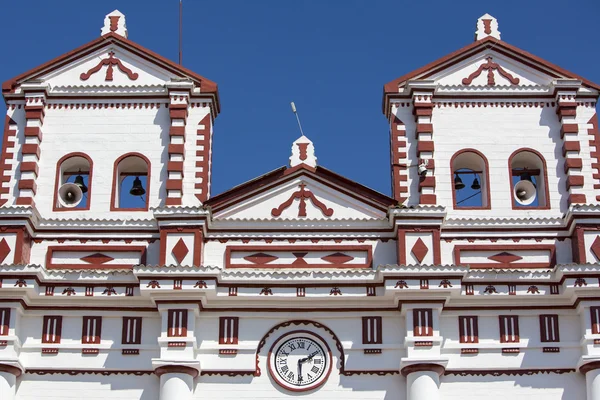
[33,104,170,218]
[185,107,211,205]
[439,373,584,400]
[16,374,159,400]
[433,105,565,217]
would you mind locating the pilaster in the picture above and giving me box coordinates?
[554,79,586,206]
[17,84,47,207]
[166,81,192,206]
[410,82,437,205]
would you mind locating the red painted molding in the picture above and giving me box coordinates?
[110,152,150,211]
[271,182,334,217]
[564,158,583,173]
[562,141,580,156]
[508,148,551,210]
[418,176,436,191]
[21,144,40,158]
[195,114,212,202]
[24,126,42,140]
[52,152,93,212]
[159,228,202,266]
[568,193,587,205]
[154,365,198,378]
[0,363,22,377]
[454,244,555,269]
[401,363,445,377]
[45,245,147,270]
[0,116,17,206]
[416,123,433,133]
[451,149,491,210]
[419,194,437,205]
[580,361,600,374]
[566,176,584,190]
[560,123,578,138]
[462,57,520,86]
[416,141,434,155]
[80,51,139,81]
[225,245,372,269]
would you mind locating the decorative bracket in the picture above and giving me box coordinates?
[80,51,139,82]
[462,57,519,86]
[271,183,334,217]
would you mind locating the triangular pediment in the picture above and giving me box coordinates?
[3,33,218,97]
[383,36,600,110]
[208,165,395,223]
[432,50,555,88]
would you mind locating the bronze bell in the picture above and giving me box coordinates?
[73,174,88,193]
[471,176,481,190]
[454,174,465,190]
[130,176,146,196]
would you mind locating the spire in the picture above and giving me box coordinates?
[290,135,317,168]
[475,13,500,41]
[101,10,128,38]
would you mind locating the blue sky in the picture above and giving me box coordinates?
[1,0,599,197]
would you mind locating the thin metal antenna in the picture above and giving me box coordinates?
[290,101,306,137]
[179,0,183,65]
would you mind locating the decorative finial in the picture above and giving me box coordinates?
[101,10,128,38]
[475,13,500,41]
[290,135,317,168]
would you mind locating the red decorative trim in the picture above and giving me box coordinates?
[159,228,202,267]
[462,57,520,86]
[0,117,17,207]
[122,317,142,344]
[42,316,62,344]
[362,316,382,344]
[154,365,198,378]
[225,245,372,269]
[0,308,10,336]
[109,16,120,32]
[82,316,102,344]
[499,315,519,343]
[167,341,186,347]
[539,314,559,342]
[410,238,429,263]
[82,348,99,355]
[271,182,333,217]
[461,348,478,354]
[363,349,382,354]
[122,349,139,355]
[502,348,520,353]
[390,116,408,202]
[588,115,600,191]
[167,309,188,337]
[45,245,146,270]
[454,244,555,269]
[459,316,478,343]
[445,368,575,376]
[80,51,139,81]
[219,349,238,355]
[219,317,239,345]
[413,309,433,337]
[482,19,492,34]
[52,154,93,210]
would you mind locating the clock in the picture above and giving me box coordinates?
[268,330,332,392]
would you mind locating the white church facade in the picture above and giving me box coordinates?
[0,10,600,400]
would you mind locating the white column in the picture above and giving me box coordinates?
[160,372,193,400]
[406,370,440,400]
[0,371,17,400]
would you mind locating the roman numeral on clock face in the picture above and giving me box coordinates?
[311,366,319,373]
[314,358,322,364]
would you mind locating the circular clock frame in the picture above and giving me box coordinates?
[268,330,333,392]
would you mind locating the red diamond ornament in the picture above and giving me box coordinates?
[487,252,523,264]
[172,238,189,264]
[591,237,600,261]
[81,253,115,264]
[0,239,10,263]
[243,253,278,264]
[322,252,354,264]
[411,238,429,263]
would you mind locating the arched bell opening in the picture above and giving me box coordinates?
[508,148,549,209]
[111,153,151,211]
[450,149,490,209]
[53,153,93,211]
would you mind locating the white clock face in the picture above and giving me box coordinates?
[268,332,331,391]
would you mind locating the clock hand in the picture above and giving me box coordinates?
[297,361,303,381]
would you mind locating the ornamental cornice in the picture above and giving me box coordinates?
[38,217,156,230]
[0,264,134,280]
[443,216,564,228]
[570,204,600,214]
[378,264,467,275]
[49,84,167,95]
[436,84,550,92]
